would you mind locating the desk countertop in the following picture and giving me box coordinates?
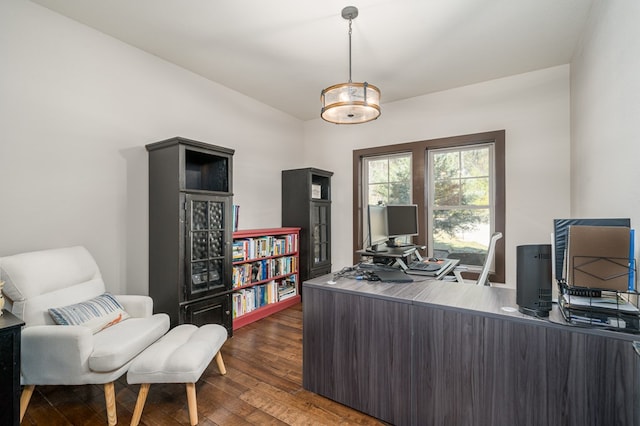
[304,274,640,342]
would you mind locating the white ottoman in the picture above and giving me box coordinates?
[127,324,228,426]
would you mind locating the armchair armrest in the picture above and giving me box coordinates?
[21,325,94,385]
[114,295,153,318]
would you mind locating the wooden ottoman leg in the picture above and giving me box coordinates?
[20,384,35,422]
[104,382,117,426]
[131,383,150,426]
[186,382,198,426]
[215,351,226,375]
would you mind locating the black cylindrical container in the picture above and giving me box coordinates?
[517,244,553,317]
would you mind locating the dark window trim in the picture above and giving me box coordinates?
[352,130,506,283]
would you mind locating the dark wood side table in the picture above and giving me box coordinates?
[0,310,24,426]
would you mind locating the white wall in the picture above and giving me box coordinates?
[3,0,602,292]
[570,1,640,238]
[0,0,303,295]
[304,65,572,285]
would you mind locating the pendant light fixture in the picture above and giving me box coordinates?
[321,6,381,124]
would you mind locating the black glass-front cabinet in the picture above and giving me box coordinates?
[282,168,333,284]
[147,137,234,335]
[185,194,228,298]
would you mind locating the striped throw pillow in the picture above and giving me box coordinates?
[49,293,130,333]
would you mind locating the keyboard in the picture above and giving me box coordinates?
[374,270,414,283]
[407,261,442,272]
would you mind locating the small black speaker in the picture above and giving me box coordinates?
[516,244,552,317]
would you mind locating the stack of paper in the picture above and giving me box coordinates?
[566,225,630,291]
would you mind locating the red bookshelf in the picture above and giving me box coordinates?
[231,227,301,330]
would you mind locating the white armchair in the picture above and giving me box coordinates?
[0,246,170,425]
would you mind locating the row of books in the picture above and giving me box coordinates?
[232,234,298,262]
[232,276,298,318]
[232,256,297,288]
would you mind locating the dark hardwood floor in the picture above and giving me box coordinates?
[21,303,385,425]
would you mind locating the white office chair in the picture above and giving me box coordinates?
[476,232,503,286]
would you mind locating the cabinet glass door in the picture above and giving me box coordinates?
[311,202,330,267]
[186,194,228,298]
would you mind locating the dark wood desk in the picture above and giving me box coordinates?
[302,276,640,426]
[0,310,24,426]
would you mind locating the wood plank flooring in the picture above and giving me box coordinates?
[21,303,386,425]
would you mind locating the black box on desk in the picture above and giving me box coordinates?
[517,244,552,317]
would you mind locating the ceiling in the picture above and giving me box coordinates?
[30,0,594,121]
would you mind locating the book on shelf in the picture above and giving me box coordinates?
[232,204,240,232]
[278,274,297,301]
[279,290,297,301]
[232,240,246,262]
[252,260,266,282]
[231,263,252,288]
[312,184,322,199]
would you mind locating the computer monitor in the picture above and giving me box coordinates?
[386,204,419,247]
[367,204,389,252]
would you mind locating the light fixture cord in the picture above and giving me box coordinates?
[348,17,353,83]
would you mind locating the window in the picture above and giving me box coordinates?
[362,153,412,246]
[428,144,495,270]
[353,131,505,282]
[364,154,412,206]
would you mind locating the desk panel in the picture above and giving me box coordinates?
[304,276,640,425]
[303,286,412,425]
[414,306,640,425]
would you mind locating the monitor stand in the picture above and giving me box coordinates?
[365,243,388,253]
[386,237,416,248]
[386,237,399,248]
